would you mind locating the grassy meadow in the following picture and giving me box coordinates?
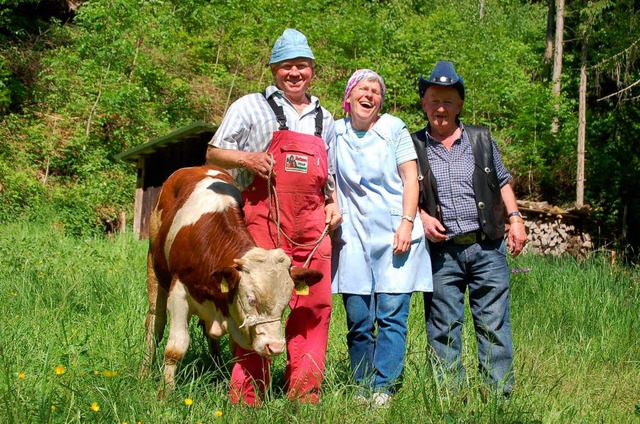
[0,220,638,423]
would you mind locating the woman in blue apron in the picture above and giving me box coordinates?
[332,69,432,408]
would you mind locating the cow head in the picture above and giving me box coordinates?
[213,247,322,357]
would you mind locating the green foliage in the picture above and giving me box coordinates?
[0,163,46,220]
[0,0,638,248]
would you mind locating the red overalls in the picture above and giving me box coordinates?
[229,97,332,406]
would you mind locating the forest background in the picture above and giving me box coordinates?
[1,0,639,257]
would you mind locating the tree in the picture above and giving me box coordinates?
[551,0,564,135]
[543,0,555,82]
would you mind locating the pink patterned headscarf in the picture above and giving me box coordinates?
[342,69,386,114]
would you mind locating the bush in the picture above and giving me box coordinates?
[0,162,46,221]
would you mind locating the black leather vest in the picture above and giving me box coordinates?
[411,125,505,240]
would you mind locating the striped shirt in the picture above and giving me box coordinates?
[424,123,511,238]
[210,85,336,191]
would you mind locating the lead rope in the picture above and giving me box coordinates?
[265,153,330,268]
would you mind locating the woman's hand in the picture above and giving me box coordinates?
[393,220,413,254]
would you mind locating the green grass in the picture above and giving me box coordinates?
[0,220,638,423]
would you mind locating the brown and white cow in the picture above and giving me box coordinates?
[140,165,322,393]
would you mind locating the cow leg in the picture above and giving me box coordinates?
[161,279,191,395]
[198,319,222,368]
[140,252,168,378]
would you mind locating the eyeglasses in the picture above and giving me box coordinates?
[431,76,456,83]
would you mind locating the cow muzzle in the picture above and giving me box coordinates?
[250,318,286,358]
[263,340,285,356]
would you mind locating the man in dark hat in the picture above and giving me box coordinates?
[412,60,527,398]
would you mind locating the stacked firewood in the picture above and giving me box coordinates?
[515,201,593,258]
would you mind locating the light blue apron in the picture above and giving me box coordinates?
[331,114,432,295]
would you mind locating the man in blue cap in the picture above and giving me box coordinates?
[412,61,527,398]
[207,29,341,406]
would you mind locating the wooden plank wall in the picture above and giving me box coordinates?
[133,136,210,239]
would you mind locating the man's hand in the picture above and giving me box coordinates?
[419,210,447,243]
[507,222,527,257]
[324,200,342,231]
[239,152,275,180]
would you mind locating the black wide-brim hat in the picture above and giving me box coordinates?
[418,60,465,100]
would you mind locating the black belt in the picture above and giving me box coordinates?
[446,230,486,245]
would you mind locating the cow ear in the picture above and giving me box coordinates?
[212,266,241,293]
[290,266,323,287]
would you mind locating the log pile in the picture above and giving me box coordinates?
[515,200,593,258]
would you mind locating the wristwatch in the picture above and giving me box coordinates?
[508,211,524,223]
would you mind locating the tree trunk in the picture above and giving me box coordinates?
[576,34,587,208]
[544,0,555,82]
[479,0,486,21]
[551,0,564,135]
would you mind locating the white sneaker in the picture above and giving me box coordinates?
[371,392,392,409]
[352,394,368,405]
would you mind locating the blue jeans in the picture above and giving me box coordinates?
[342,292,411,394]
[425,238,514,395]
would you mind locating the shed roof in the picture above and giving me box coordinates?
[115,121,217,162]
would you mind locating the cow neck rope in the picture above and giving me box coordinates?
[265,153,329,268]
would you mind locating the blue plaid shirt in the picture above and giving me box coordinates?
[424,123,511,238]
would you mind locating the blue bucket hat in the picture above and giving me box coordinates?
[269,29,315,65]
[418,61,465,100]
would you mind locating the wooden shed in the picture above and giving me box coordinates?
[115,121,217,239]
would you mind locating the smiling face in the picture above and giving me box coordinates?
[422,85,464,138]
[271,58,315,103]
[347,78,383,131]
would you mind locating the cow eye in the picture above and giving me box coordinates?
[247,295,257,307]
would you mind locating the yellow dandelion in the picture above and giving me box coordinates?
[91,402,100,412]
[184,398,193,406]
[215,410,223,417]
[18,372,25,379]
[51,405,56,412]
[80,371,86,377]
[102,370,112,377]
[54,365,66,375]
[94,370,100,376]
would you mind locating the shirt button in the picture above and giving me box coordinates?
[251,187,256,191]
[247,201,253,205]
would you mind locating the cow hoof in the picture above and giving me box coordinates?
[157,386,172,399]
[138,368,149,379]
